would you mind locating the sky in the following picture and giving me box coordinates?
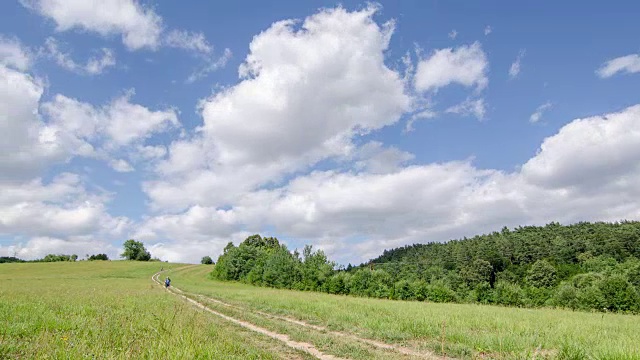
[1,0,640,265]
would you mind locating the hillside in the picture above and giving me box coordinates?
[212,222,640,313]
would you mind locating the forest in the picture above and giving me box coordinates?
[212,221,640,313]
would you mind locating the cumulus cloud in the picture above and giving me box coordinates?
[0,35,32,70]
[21,0,163,50]
[21,0,224,61]
[42,92,179,149]
[0,64,67,182]
[138,104,640,264]
[2,237,121,261]
[351,141,415,174]
[529,101,552,123]
[0,64,134,259]
[509,49,526,79]
[448,29,458,39]
[596,54,640,78]
[145,5,410,211]
[0,60,179,182]
[0,173,129,242]
[43,37,116,75]
[522,105,640,189]
[414,42,488,92]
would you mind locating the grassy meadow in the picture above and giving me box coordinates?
[2,261,639,359]
[0,261,311,359]
[173,265,640,360]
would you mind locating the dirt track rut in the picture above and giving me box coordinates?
[152,270,450,360]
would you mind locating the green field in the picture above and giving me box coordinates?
[0,262,311,359]
[1,262,639,359]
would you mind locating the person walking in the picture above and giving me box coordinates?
[164,276,171,288]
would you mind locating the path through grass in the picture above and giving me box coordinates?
[173,265,640,359]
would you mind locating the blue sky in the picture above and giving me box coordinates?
[1,0,639,264]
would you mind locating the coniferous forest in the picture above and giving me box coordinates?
[211,221,640,313]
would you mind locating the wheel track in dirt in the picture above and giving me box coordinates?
[153,270,346,360]
[153,268,453,360]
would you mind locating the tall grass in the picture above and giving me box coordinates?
[0,262,309,359]
[175,265,640,359]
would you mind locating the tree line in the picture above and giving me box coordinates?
[1,239,155,263]
[211,221,640,314]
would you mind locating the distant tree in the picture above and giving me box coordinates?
[598,275,640,312]
[201,256,214,265]
[527,259,557,288]
[461,259,493,288]
[88,254,109,261]
[121,239,151,261]
[40,254,75,262]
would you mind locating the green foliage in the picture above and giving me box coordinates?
[598,275,640,312]
[0,256,24,263]
[39,254,78,262]
[201,256,213,265]
[493,281,526,307]
[88,254,109,261]
[121,239,151,261]
[461,259,493,288]
[211,222,640,314]
[527,259,557,288]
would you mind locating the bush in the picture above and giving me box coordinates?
[201,256,213,265]
[88,254,109,261]
[527,260,557,288]
[598,275,640,312]
[552,282,579,310]
[394,280,414,300]
[493,281,527,307]
[426,281,458,303]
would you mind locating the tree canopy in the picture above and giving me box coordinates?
[211,222,640,314]
[121,240,151,261]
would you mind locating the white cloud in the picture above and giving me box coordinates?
[0,74,179,182]
[446,98,486,120]
[596,54,640,78]
[109,159,134,172]
[414,42,488,92]
[145,5,410,211]
[484,26,492,36]
[0,173,129,240]
[404,109,437,133]
[22,0,222,58]
[186,48,233,83]
[164,30,212,55]
[448,29,458,39]
[43,37,116,75]
[42,92,179,148]
[0,35,32,70]
[140,102,640,264]
[22,0,163,50]
[136,145,167,160]
[522,105,640,189]
[529,101,552,123]
[351,141,414,174]
[509,49,526,79]
[2,237,121,260]
[85,49,116,74]
[0,64,70,182]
